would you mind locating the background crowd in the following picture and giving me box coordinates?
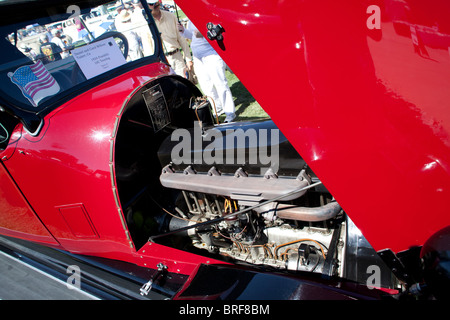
[147,1,236,122]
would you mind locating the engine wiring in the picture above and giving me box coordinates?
[149,193,198,222]
[147,189,332,272]
[145,182,333,271]
[224,198,238,213]
[206,96,220,125]
[274,238,328,260]
[149,181,323,241]
[190,96,220,125]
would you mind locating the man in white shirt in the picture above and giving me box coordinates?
[50,29,70,59]
[148,1,192,78]
[179,21,236,122]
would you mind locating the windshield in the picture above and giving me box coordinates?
[0,0,158,117]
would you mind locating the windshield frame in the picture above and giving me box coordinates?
[0,0,166,133]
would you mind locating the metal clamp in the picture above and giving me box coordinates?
[140,263,168,296]
[206,22,224,41]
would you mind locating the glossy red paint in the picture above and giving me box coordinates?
[133,242,223,275]
[177,0,450,252]
[0,62,222,274]
[0,161,57,245]
[1,63,161,256]
[0,0,447,288]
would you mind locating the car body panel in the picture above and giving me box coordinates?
[176,0,450,253]
[0,161,57,244]
[0,59,224,275]
[1,63,169,255]
[0,0,448,300]
[173,264,390,300]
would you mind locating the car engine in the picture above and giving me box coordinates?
[159,167,344,275]
[113,76,396,288]
[154,118,346,277]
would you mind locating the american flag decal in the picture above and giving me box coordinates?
[8,60,60,107]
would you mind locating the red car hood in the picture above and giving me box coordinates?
[177,0,450,253]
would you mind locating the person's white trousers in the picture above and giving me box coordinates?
[193,54,235,117]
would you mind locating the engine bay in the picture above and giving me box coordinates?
[113,75,397,289]
[158,175,344,275]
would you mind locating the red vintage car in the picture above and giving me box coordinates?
[0,0,448,301]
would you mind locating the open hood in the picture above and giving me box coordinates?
[176,0,450,253]
[1,0,448,299]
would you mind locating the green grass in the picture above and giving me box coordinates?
[175,8,187,21]
[195,70,269,122]
[176,8,269,121]
[193,69,269,122]
[225,70,269,121]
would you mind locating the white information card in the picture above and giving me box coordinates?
[72,37,127,80]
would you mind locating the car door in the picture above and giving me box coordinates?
[0,121,58,245]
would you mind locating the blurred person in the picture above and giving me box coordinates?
[179,21,236,122]
[148,1,192,78]
[74,17,90,43]
[20,44,37,62]
[39,33,62,63]
[115,8,144,61]
[130,0,155,56]
[50,29,70,59]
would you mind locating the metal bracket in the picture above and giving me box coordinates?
[140,263,168,296]
[206,22,224,41]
